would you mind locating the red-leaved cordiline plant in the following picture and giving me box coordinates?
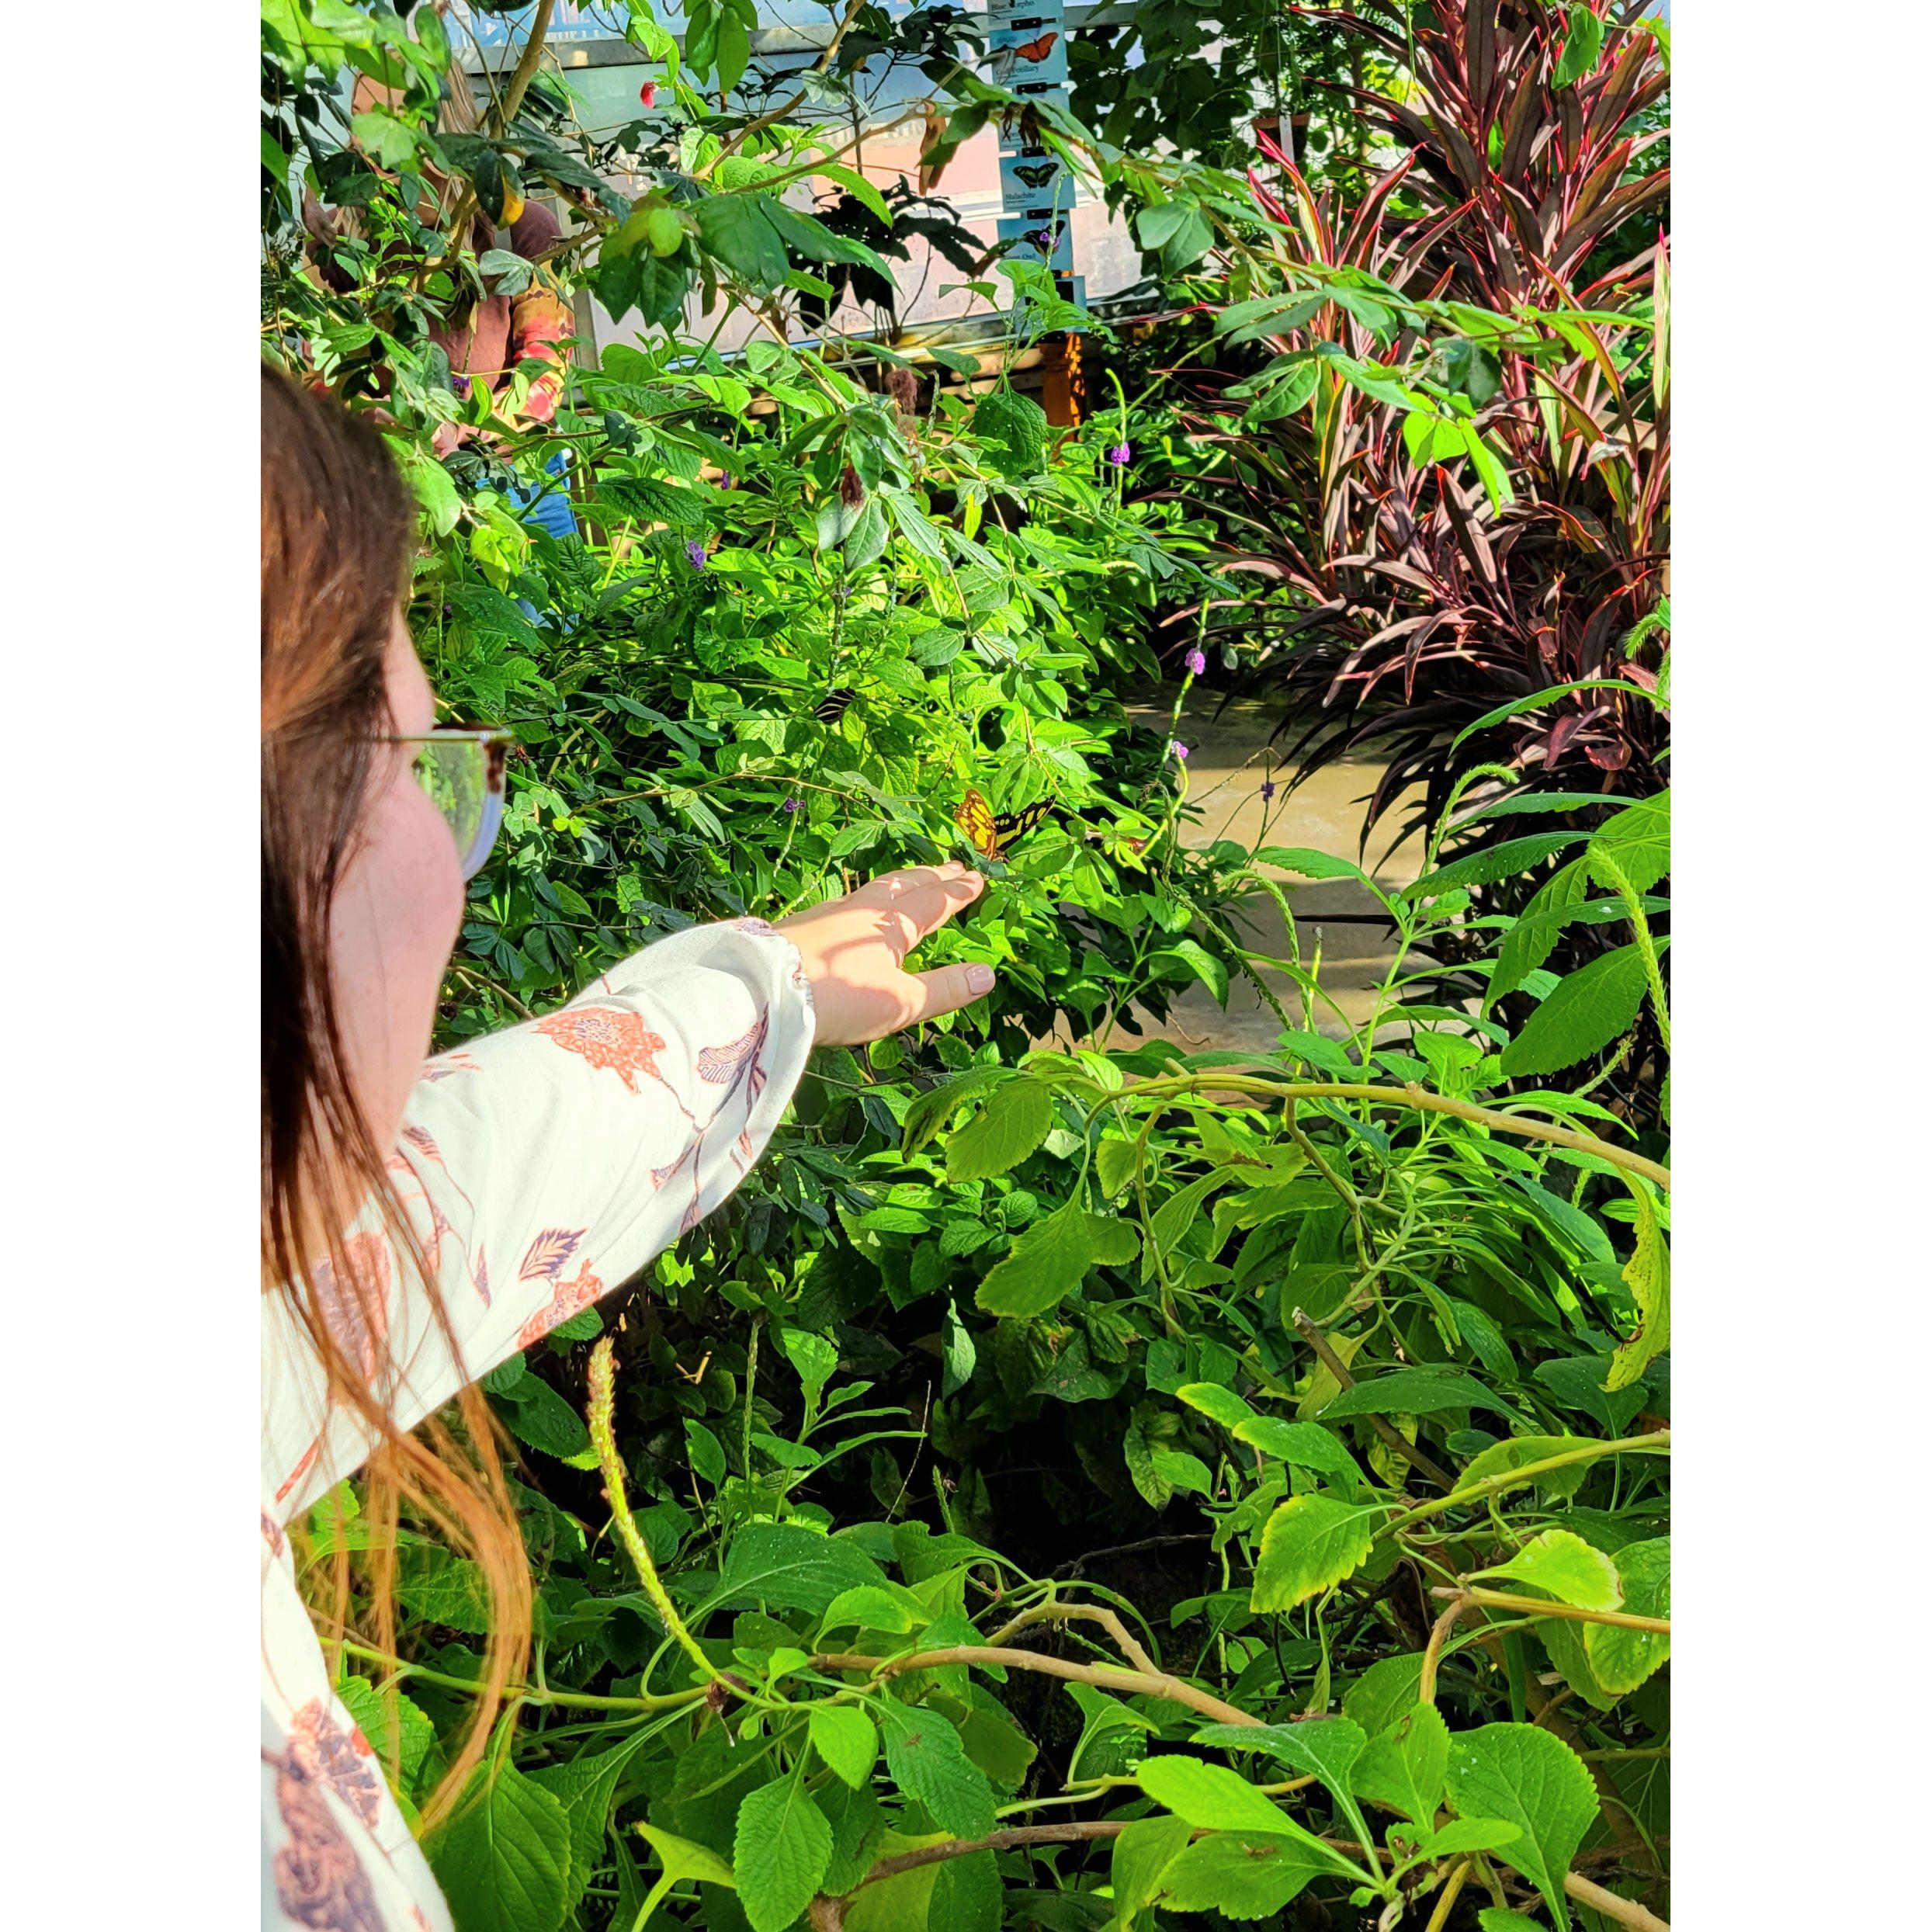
[1156,0,1670,843]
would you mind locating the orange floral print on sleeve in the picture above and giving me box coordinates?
[533,1006,670,1093]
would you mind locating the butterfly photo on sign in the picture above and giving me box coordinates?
[1013,161,1060,189]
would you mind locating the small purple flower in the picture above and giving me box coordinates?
[1034,228,1056,251]
[1185,648,1207,677]
[1107,442,1132,467]
[782,796,802,813]
[685,539,709,569]
[718,473,735,491]
[1173,741,1190,761]
[1260,779,1277,802]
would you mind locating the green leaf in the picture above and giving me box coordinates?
[712,1524,887,1615]
[1471,1529,1623,1612]
[1152,937,1229,1004]
[1108,1815,1191,1926]
[1192,1719,1368,1844]
[1486,858,1595,1005]
[734,1773,833,1932]
[1417,1817,1522,1858]
[1135,1756,1297,1838]
[1605,1187,1670,1391]
[351,106,421,170]
[1583,1538,1670,1694]
[1351,1701,1450,1825]
[636,1820,737,1890]
[1319,1368,1514,1422]
[878,1702,997,1838]
[1341,1655,1425,1736]
[1155,1833,1326,1918]
[426,1759,573,1932]
[1500,945,1649,1077]
[685,1417,727,1486]
[947,1080,1055,1182]
[818,1584,920,1637]
[1094,1139,1140,1199]
[810,1705,882,1788]
[1590,793,1669,893]
[974,1198,1096,1319]
[1479,1913,1545,1932]
[776,1326,839,1400]
[694,193,791,290]
[1176,1382,1254,1431]
[1232,1415,1359,1478]
[527,1731,657,1914]
[1445,1723,1598,1928]
[1250,1496,1378,1611]
[1553,2,1606,85]
[335,1677,435,1794]
[1455,1434,1592,1502]
[940,1299,976,1396]
[714,9,751,92]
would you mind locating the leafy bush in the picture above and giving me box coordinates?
[308,785,1670,1931]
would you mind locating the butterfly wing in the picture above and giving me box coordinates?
[1019,31,1058,61]
[955,787,1001,861]
[813,687,856,723]
[990,798,1054,843]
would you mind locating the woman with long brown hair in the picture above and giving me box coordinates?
[261,364,994,1930]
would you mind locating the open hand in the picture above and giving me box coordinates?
[776,863,994,1046]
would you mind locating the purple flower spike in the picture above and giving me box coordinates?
[719,473,735,491]
[685,539,709,569]
[1173,741,1190,761]
[782,796,802,813]
[1185,648,1207,677]
[1260,779,1277,802]
[1107,442,1132,467]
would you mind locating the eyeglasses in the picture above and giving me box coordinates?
[380,727,512,881]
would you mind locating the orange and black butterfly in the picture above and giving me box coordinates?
[956,787,1054,863]
[1011,30,1059,61]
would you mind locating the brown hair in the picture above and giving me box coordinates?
[261,362,529,1823]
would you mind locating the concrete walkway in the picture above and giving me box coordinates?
[1113,691,1424,1053]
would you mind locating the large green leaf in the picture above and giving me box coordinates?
[1108,1815,1191,1926]
[1501,945,1650,1077]
[1134,1755,1294,1838]
[734,1772,833,1932]
[693,193,791,290]
[974,1198,1096,1318]
[878,1702,996,1838]
[810,1705,881,1788]
[1454,1434,1592,1502]
[527,1731,656,1915]
[1471,1529,1624,1611]
[1584,1537,1670,1693]
[1606,1187,1670,1391]
[947,1080,1055,1182]
[1445,1723,1598,1928]
[1589,793,1669,893]
[426,1760,573,1932]
[1250,1496,1378,1611]
[1154,1833,1327,1918]
[1351,1701,1450,1825]
[1320,1368,1514,1421]
[711,1524,887,1615]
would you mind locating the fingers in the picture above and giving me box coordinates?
[858,862,976,904]
[904,959,997,1025]
[893,869,986,945]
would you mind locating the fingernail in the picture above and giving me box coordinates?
[966,963,995,994]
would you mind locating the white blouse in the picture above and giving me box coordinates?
[262,920,815,1930]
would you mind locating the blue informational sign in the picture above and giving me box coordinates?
[996,212,1074,274]
[998,149,1072,218]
